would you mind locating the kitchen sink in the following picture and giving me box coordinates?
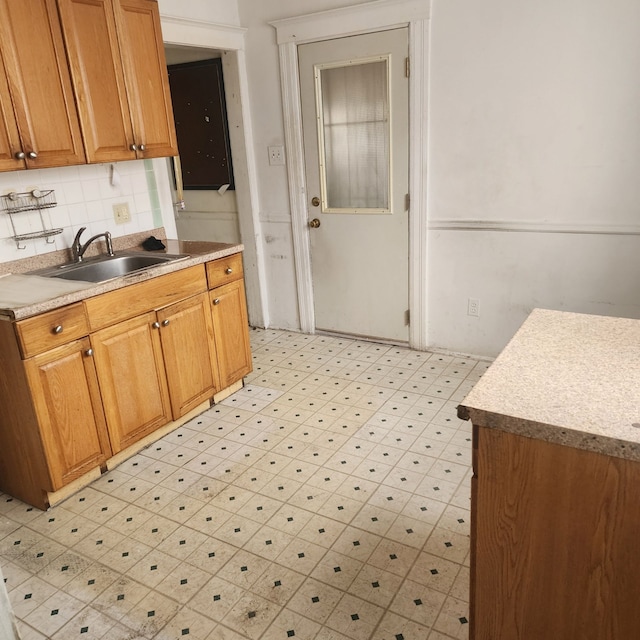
[30,252,190,283]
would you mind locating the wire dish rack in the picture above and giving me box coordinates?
[0,189,62,249]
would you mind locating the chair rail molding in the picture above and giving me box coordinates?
[428,219,640,235]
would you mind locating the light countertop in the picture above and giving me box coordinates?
[0,239,243,320]
[459,308,640,461]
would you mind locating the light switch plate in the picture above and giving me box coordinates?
[113,202,131,224]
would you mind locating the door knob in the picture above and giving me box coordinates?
[309,218,321,229]
[311,196,320,207]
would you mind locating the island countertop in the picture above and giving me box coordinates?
[0,239,243,320]
[458,308,640,462]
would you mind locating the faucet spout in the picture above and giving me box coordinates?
[71,227,87,262]
[71,228,115,262]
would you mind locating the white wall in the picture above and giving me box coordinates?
[236,0,640,356]
[426,0,640,355]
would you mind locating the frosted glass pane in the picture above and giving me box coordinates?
[320,60,389,210]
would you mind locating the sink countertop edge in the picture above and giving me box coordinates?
[0,240,243,320]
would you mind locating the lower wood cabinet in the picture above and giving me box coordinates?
[210,278,252,389]
[157,292,221,420]
[472,425,640,639]
[23,337,111,490]
[0,253,252,509]
[91,311,172,454]
[92,292,223,454]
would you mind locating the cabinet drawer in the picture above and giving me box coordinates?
[206,253,243,289]
[15,303,89,358]
[84,265,207,331]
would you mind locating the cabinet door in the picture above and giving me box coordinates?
[91,312,171,453]
[23,338,111,491]
[0,60,23,171]
[209,279,252,389]
[115,0,178,158]
[157,292,220,420]
[57,0,137,163]
[0,0,85,169]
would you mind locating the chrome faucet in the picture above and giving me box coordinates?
[71,227,115,263]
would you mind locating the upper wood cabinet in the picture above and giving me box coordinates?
[0,0,86,171]
[58,0,178,162]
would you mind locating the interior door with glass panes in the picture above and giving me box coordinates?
[299,28,409,343]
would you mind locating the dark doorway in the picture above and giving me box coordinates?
[167,58,235,190]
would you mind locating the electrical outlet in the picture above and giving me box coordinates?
[268,145,285,166]
[113,202,131,224]
[468,298,480,317]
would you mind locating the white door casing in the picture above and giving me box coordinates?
[160,16,269,329]
[299,28,410,342]
[271,0,431,350]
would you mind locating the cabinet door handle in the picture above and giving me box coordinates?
[139,143,146,151]
[161,319,170,326]
[130,143,138,151]
[152,321,160,329]
[27,151,38,159]
[225,267,233,274]
[213,298,221,305]
[53,325,63,334]
[85,348,94,357]
[14,151,25,160]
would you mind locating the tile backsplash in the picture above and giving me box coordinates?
[0,160,159,264]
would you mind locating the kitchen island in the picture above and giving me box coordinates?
[458,308,640,640]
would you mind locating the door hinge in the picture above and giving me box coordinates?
[405,56,410,78]
[405,193,410,211]
[404,309,410,326]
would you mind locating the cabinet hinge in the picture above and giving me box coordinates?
[404,309,410,326]
[405,56,410,78]
[405,193,410,211]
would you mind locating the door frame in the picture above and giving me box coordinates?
[271,0,431,349]
[160,16,269,329]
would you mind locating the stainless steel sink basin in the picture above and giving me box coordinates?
[30,252,190,283]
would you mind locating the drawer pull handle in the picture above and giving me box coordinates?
[161,319,170,326]
[225,267,233,274]
[213,298,221,305]
[53,325,63,334]
[85,348,94,357]
[152,321,160,329]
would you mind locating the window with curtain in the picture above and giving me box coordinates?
[316,56,391,213]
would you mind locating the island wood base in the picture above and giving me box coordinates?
[472,424,640,639]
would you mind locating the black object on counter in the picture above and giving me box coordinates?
[142,236,166,251]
